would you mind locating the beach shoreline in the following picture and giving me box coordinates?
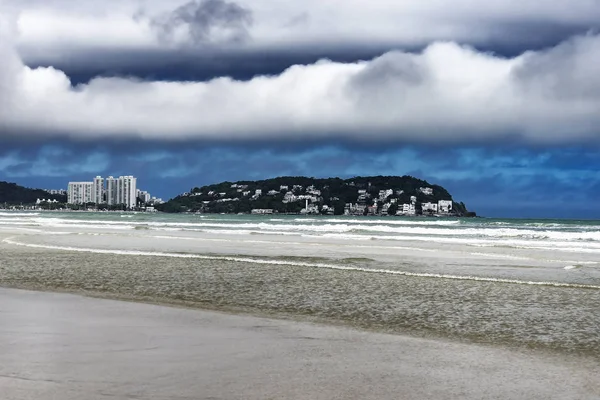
[1,231,599,359]
[1,286,600,400]
[1,216,600,398]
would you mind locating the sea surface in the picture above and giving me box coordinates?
[1,211,599,356]
[2,210,600,248]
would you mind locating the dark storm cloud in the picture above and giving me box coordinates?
[15,4,600,84]
[475,19,600,56]
[26,46,389,85]
[21,28,599,87]
[151,0,253,45]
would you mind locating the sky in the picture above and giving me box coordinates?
[1,0,600,218]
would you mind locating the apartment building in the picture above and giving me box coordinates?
[116,176,137,209]
[92,176,104,204]
[67,182,93,204]
[68,175,138,209]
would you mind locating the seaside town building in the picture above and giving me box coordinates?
[45,189,67,195]
[66,175,158,209]
[36,198,59,205]
[137,190,151,204]
[251,209,274,214]
[93,176,104,205]
[67,182,93,204]
[105,176,118,205]
[116,176,137,209]
[400,203,416,215]
[422,202,438,213]
[438,200,453,213]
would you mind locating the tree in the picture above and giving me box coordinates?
[387,203,398,215]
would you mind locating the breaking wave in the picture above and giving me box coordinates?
[3,237,600,290]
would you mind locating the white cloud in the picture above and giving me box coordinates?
[1,15,600,145]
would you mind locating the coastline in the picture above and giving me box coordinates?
[2,220,600,398]
[1,232,599,359]
[1,208,471,218]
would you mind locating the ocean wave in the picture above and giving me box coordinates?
[295,218,462,226]
[0,212,40,216]
[3,215,600,244]
[314,233,600,253]
[0,220,42,226]
[4,236,599,290]
[145,222,600,242]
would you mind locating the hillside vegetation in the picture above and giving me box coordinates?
[158,175,473,216]
[0,181,66,205]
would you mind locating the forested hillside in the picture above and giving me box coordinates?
[0,181,67,205]
[158,175,473,216]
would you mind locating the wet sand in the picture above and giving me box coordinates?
[1,287,599,400]
[1,228,600,355]
[2,240,600,356]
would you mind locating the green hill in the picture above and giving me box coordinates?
[158,175,474,216]
[0,181,67,205]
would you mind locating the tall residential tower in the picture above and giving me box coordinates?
[116,176,137,209]
[92,176,104,204]
[105,176,117,206]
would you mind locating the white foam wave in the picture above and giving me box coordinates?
[0,220,42,226]
[0,212,40,216]
[3,237,600,290]
[0,227,44,233]
[296,218,462,226]
[144,221,600,242]
[4,215,600,249]
[318,233,600,252]
[468,252,531,260]
[5,216,600,253]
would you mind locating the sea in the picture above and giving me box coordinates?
[2,211,600,245]
[1,211,599,356]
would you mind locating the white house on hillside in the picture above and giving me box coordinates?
[422,202,438,213]
[438,200,453,213]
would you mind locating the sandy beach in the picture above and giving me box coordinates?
[1,287,599,400]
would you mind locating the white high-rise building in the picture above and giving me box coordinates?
[67,175,140,208]
[116,176,137,209]
[105,176,118,206]
[92,176,105,204]
[67,182,93,205]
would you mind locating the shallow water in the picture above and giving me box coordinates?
[1,244,599,357]
[1,212,599,357]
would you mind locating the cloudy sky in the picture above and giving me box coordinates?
[1,0,600,217]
